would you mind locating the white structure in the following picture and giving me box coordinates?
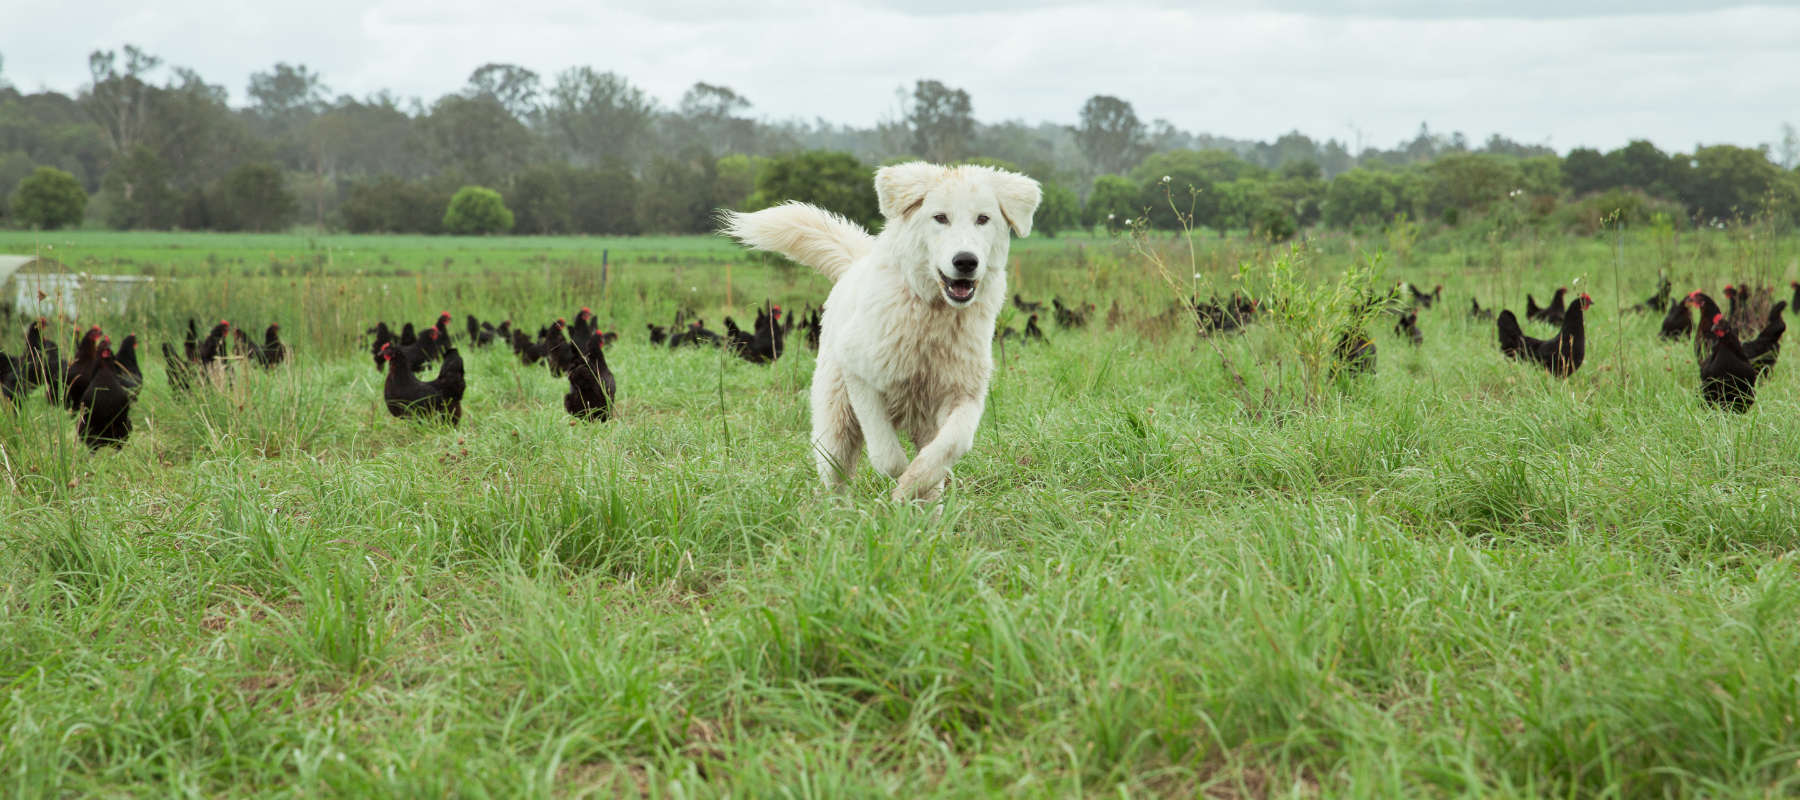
[0,257,155,319]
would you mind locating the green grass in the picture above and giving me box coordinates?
[0,229,1109,280]
[3,226,1800,797]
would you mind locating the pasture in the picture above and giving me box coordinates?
[3,224,1800,798]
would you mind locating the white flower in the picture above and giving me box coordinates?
[1107,213,1115,220]
[1162,175,1171,182]
[691,287,698,291]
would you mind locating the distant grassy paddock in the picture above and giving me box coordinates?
[3,225,1800,797]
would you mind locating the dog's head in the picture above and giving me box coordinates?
[876,162,1041,309]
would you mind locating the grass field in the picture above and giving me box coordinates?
[4,223,1800,798]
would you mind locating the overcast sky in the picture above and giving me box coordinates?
[4,0,1797,154]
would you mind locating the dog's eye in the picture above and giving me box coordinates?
[933,214,948,224]
[976,214,990,225]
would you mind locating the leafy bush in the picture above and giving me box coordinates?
[714,154,757,211]
[637,145,719,234]
[742,150,879,230]
[14,166,88,230]
[221,162,298,232]
[99,145,177,230]
[1253,206,1297,241]
[1083,175,1140,232]
[443,186,514,235]
[1130,150,1260,231]
[1552,188,1688,235]
[1034,181,1080,237]
[1321,169,1400,228]
[563,168,639,235]
[505,165,571,235]
[339,175,454,234]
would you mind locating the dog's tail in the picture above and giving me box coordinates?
[719,203,874,283]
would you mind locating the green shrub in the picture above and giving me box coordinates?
[442,186,514,235]
[742,150,879,230]
[13,166,88,230]
[221,162,299,233]
[1034,181,1080,237]
[1553,188,1688,235]
[1083,175,1140,232]
[1253,206,1297,241]
[505,165,571,235]
[340,175,455,234]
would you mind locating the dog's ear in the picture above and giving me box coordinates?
[988,170,1042,238]
[876,162,942,222]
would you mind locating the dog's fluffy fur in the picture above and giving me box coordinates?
[722,162,1041,500]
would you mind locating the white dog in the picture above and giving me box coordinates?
[723,162,1041,501]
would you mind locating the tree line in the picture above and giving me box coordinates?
[1,46,1796,236]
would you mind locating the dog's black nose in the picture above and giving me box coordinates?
[951,252,979,274]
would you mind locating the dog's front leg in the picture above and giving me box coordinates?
[893,399,983,502]
[844,374,909,479]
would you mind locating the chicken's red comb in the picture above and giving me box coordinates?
[1713,313,1725,323]
[581,307,591,313]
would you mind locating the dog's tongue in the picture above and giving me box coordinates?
[947,279,977,301]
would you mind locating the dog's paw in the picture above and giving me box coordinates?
[890,482,943,504]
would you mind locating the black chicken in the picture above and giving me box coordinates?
[1631,276,1672,313]
[183,318,200,362]
[63,327,106,411]
[570,307,596,344]
[381,344,465,424]
[723,316,755,356]
[564,331,616,422]
[1395,310,1423,346]
[0,347,21,401]
[23,319,66,399]
[1524,293,1544,322]
[1658,294,1692,340]
[1741,300,1787,376]
[1053,298,1093,328]
[261,323,289,366]
[1700,314,1757,412]
[1541,288,1570,326]
[1686,291,1725,364]
[1024,313,1044,341]
[1497,294,1590,378]
[1334,331,1376,377]
[1409,283,1442,309]
[370,321,394,369]
[77,344,134,449]
[197,320,232,366]
[1013,294,1044,313]
[116,334,144,394]
[743,306,784,364]
[1470,298,1495,321]
[395,327,445,373]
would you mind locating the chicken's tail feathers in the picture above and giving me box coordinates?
[719,203,874,283]
[1496,310,1525,358]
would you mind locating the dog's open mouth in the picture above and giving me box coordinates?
[939,273,978,303]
